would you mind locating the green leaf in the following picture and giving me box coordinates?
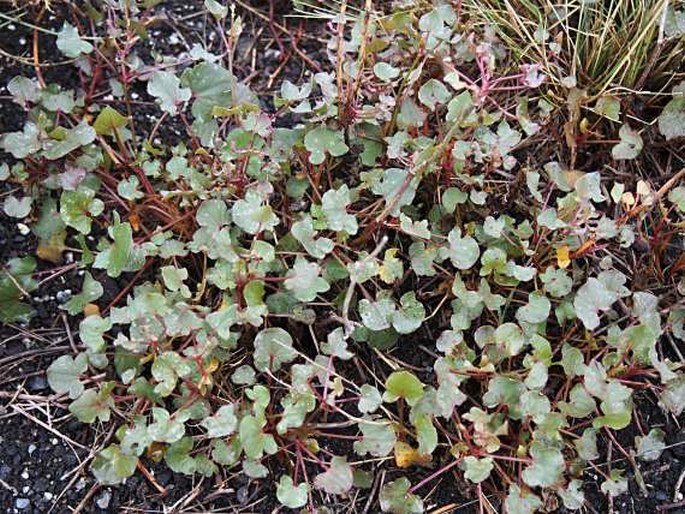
[540,267,573,298]
[504,485,542,514]
[92,444,138,485]
[358,384,382,414]
[276,475,309,509]
[314,456,354,495]
[575,428,599,461]
[284,257,330,302]
[304,126,349,165]
[94,220,133,278]
[69,386,113,423]
[321,327,354,360]
[414,413,438,455]
[165,436,196,474]
[636,428,666,461]
[574,277,620,330]
[321,185,358,235]
[197,199,230,228]
[612,125,643,160]
[383,370,425,406]
[231,364,256,385]
[354,417,396,457]
[41,86,75,113]
[276,392,316,434]
[147,71,191,115]
[418,79,451,110]
[374,62,401,82]
[419,5,456,48]
[399,213,430,239]
[392,292,425,334]
[1,122,41,159]
[79,314,112,356]
[161,266,191,298]
[94,106,128,136]
[559,479,586,510]
[379,478,424,514]
[204,0,228,19]
[595,95,621,121]
[3,196,32,218]
[151,351,192,397]
[116,175,144,201]
[43,121,96,160]
[461,456,494,483]
[376,248,403,285]
[232,190,279,234]
[442,228,480,270]
[559,383,596,418]
[201,404,237,438]
[522,441,565,487]
[359,296,395,331]
[147,407,185,443]
[7,76,41,107]
[397,98,426,129]
[660,376,685,416]
[239,415,277,459]
[291,215,334,258]
[62,273,102,316]
[60,187,103,235]
[516,292,550,324]
[658,97,685,140]
[47,354,88,399]
[56,22,94,58]
[253,327,297,372]
[495,322,526,357]
[446,90,474,123]
[371,167,419,217]
[601,469,628,498]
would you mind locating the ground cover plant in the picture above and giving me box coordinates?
[1,0,684,512]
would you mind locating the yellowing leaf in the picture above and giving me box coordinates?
[394,442,418,468]
[84,303,100,317]
[621,192,636,207]
[36,234,66,263]
[394,442,431,468]
[556,246,571,269]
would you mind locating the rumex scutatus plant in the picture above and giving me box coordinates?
[1,0,684,512]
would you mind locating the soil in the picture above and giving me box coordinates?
[1,1,685,513]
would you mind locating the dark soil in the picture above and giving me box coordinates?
[2,1,685,513]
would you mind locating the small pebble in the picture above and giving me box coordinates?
[237,486,249,504]
[28,444,36,455]
[43,492,53,501]
[21,469,29,479]
[15,498,30,510]
[96,490,111,509]
[56,290,72,303]
[17,223,30,236]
